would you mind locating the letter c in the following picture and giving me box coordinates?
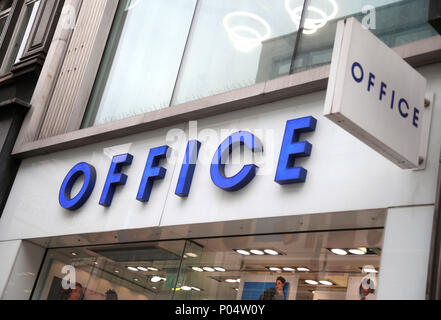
[210,131,263,192]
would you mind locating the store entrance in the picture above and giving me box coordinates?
[32,228,383,300]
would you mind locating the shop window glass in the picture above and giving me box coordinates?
[82,0,197,127]
[32,241,186,300]
[32,229,384,300]
[172,0,304,105]
[293,0,437,73]
[82,0,436,127]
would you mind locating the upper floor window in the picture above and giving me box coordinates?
[0,0,41,76]
[82,0,437,128]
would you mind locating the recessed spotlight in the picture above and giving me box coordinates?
[191,287,201,291]
[214,267,226,272]
[203,267,215,272]
[319,280,334,286]
[264,249,279,256]
[250,249,264,255]
[362,266,379,274]
[181,286,192,291]
[331,249,348,256]
[269,267,281,272]
[297,267,310,272]
[152,287,157,290]
[94,262,99,265]
[133,278,139,282]
[114,270,120,273]
[305,280,319,285]
[71,252,78,256]
[226,279,238,283]
[137,267,149,272]
[349,248,367,255]
[148,267,159,271]
[127,267,138,272]
[186,253,198,258]
[192,267,204,272]
[151,276,162,283]
[283,267,295,272]
[236,250,251,256]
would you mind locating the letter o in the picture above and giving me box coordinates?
[59,162,96,210]
[352,62,364,83]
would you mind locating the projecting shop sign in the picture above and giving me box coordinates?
[324,18,432,169]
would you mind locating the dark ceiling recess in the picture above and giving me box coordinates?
[429,0,441,34]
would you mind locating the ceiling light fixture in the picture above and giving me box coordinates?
[319,280,334,286]
[148,267,159,271]
[127,267,138,272]
[137,267,149,272]
[269,267,281,272]
[283,267,295,272]
[349,248,367,255]
[203,267,215,272]
[192,267,204,272]
[223,11,271,53]
[297,267,310,272]
[181,286,192,291]
[186,253,198,258]
[250,249,265,255]
[264,249,279,256]
[285,0,339,35]
[236,250,251,256]
[214,267,226,272]
[305,280,319,285]
[331,249,348,256]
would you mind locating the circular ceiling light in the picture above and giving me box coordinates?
[269,267,281,272]
[186,253,198,258]
[264,249,279,256]
[331,249,348,256]
[236,250,251,256]
[319,280,334,286]
[305,280,319,285]
[223,11,271,52]
[283,267,295,272]
[148,267,159,271]
[349,248,367,255]
[362,265,379,274]
[250,249,265,255]
[127,267,138,272]
[214,267,226,272]
[297,267,310,272]
[181,286,192,291]
[137,267,149,272]
[226,279,238,283]
[151,276,162,283]
[192,267,204,272]
[203,267,215,272]
[285,0,339,35]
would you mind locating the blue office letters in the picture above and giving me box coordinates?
[59,117,317,210]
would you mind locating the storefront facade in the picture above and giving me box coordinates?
[0,0,440,300]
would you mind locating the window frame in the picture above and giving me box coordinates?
[0,0,41,76]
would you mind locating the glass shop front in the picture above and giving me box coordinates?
[32,227,383,301]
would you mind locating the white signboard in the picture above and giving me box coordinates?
[324,18,432,169]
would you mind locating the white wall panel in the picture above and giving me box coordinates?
[0,63,440,241]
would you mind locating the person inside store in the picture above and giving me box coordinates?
[259,277,287,300]
[105,289,118,300]
[65,282,84,300]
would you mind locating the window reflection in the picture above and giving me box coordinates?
[83,0,437,127]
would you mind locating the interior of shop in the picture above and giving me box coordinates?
[32,228,383,300]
